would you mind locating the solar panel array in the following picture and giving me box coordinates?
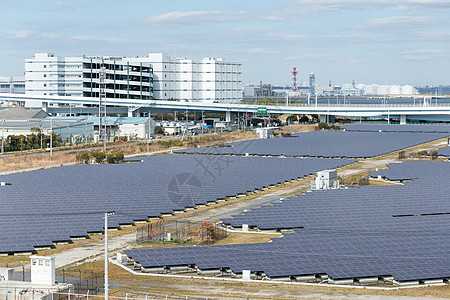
[438,146,450,157]
[174,131,449,158]
[342,124,450,133]
[0,155,354,254]
[126,161,450,282]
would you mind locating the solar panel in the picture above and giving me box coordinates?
[342,124,450,133]
[0,154,354,253]
[126,161,450,283]
[174,131,448,158]
[438,146,450,157]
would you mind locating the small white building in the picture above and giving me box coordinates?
[30,256,55,285]
[311,169,339,190]
[256,127,278,139]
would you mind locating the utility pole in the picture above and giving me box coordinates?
[1,120,4,154]
[104,213,109,300]
[50,120,53,157]
[40,122,43,149]
[99,67,107,152]
[147,111,151,154]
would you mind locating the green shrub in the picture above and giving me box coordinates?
[106,151,124,164]
[155,126,164,134]
[91,151,106,163]
[80,152,90,164]
[318,122,330,130]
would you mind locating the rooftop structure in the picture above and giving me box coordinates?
[0,107,48,119]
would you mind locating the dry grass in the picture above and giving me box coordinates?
[62,261,450,299]
[213,232,281,245]
[277,124,316,135]
[369,179,402,186]
[0,131,256,173]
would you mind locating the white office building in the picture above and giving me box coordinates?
[126,53,242,103]
[25,53,153,106]
[24,52,242,106]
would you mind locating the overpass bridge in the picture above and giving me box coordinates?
[2,93,450,123]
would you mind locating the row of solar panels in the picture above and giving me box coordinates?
[342,124,450,133]
[438,146,450,157]
[125,161,450,282]
[0,155,354,253]
[174,131,449,158]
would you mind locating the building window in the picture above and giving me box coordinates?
[44,84,47,87]
[43,74,47,77]
[43,65,46,68]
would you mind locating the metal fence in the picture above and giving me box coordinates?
[136,220,228,245]
[49,290,219,300]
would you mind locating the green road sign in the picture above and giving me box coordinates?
[257,107,267,115]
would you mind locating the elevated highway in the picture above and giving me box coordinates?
[2,93,450,122]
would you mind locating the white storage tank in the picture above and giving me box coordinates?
[389,85,401,95]
[377,85,389,95]
[402,85,416,95]
[364,84,377,95]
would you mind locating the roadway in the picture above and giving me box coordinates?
[2,93,450,122]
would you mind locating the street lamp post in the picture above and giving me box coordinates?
[146,111,151,154]
[1,120,4,154]
[50,120,53,157]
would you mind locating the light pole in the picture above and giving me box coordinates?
[1,120,4,154]
[0,119,5,154]
[104,212,114,300]
[146,111,151,154]
[40,122,43,149]
[201,109,204,135]
[99,67,107,152]
[50,120,53,157]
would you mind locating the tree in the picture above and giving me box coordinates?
[91,151,106,163]
[106,151,124,164]
[286,115,298,124]
[318,122,330,130]
[80,152,90,164]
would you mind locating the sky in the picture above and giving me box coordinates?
[0,0,449,86]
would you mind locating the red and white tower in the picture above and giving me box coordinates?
[290,67,299,91]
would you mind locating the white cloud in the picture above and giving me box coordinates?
[0,29,124,43]
[53,1,85,9]
[142,10,283,27]
[289,0,450,11]
[355,16,439,30]
[69,35,125,42]
[400,49,447,60]
[0,30,35,38]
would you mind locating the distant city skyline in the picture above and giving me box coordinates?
[1,0,449,86]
